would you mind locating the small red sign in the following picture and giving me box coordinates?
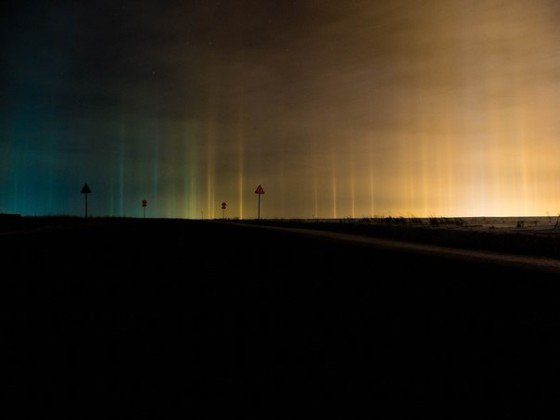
[221,202,227,209]
[255,185,265,194]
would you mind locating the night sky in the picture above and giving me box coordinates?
[2,0,560,218]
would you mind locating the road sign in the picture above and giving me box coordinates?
[142,199,148,218]
[81,183,91,218]
[221,202,227,219]
[255,185,264,219]
[221,202,227,209]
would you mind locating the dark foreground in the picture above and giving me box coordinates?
[4,218,560,412]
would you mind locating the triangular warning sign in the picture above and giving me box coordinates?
[81,183,92,194]
[255,185,265,194]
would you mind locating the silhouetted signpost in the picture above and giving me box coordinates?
[255,185,265,219]
[142,199,147,218]
[81,183,91,218]
[221,202,227,219]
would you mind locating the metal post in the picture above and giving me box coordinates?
[258,194,261,220]
[85,194,88,218]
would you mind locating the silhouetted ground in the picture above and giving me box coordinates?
[4,218,560,415]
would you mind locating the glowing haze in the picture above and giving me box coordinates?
[2,0,560,218]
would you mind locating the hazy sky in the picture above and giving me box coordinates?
[2,0,560,218]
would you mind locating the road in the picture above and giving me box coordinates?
[239,222,560,272]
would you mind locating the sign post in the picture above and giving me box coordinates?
[81,183,92,218]
[142,199,148,218]
[254,185,265,219]
[221,202,227,219]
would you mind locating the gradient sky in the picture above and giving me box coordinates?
[2,0,560,218]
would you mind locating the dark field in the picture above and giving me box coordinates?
[4,218,560,412]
